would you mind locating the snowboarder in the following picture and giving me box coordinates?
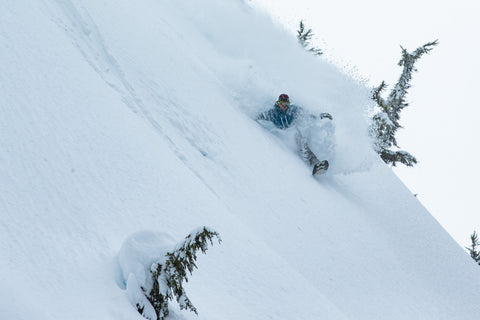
[256,93,331,176]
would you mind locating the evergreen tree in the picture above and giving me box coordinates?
[140,227,221,320]
[465,230,480,265]
[371,40,438,167]
[297,20,322,56]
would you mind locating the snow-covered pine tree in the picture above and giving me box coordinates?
[465,230,480,266]
[371,40,438,167]
[297,20,322,56]
[143,227,221,320]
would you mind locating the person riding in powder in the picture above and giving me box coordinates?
[256,93,331,176]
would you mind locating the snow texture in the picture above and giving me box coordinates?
[1,0,480,319]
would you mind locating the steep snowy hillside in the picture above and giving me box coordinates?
[1,0,480,320]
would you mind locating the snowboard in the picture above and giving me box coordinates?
[312,160,329,176]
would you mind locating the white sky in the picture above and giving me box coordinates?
[250,0,480,247]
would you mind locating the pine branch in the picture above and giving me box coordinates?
[372,81,388,112]
[380,150,417,167]
[147,264,171,320]
[143,227,221,320]
[465,230,480,265]
[297,20,322,56]
[388,40,438,124]
[371,40,437,167]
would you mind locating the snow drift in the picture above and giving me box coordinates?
[1,0,480,319]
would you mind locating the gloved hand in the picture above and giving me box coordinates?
[320,112,333,120]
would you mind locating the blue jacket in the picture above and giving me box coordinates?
[257,103,303,129]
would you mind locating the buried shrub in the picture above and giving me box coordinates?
[122,227,221,320]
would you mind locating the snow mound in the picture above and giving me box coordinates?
[117,231,176,289]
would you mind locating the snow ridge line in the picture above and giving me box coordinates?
[46,0,199,169]
[50,0,140,113]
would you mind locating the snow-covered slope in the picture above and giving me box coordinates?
[1,0,479,319]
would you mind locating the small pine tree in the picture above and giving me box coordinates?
[371,40,438,167]
[297,20,322,56]
[140,227,221,320]
[465,230,480,265]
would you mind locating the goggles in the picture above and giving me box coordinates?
[278,100,290,105]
